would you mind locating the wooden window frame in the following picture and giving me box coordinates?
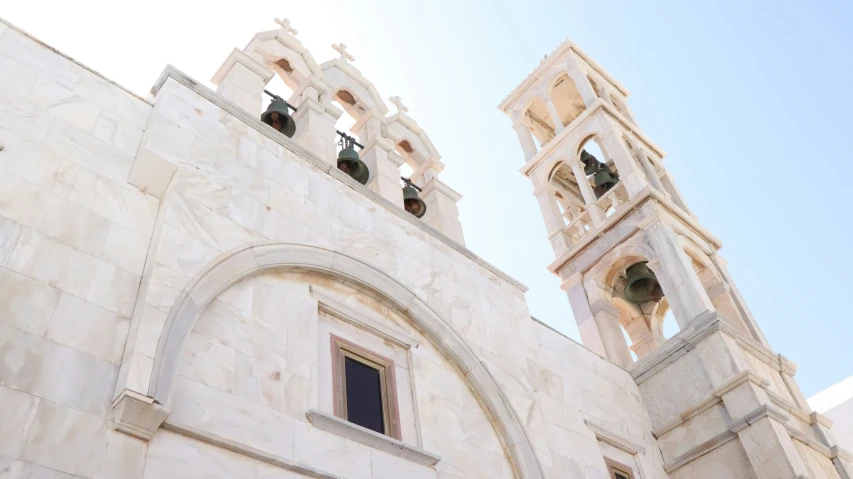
[330,334,402,440]
[604,457,635,479]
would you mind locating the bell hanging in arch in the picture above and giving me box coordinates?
[593,164,619,198]
[402,183,427,218]
[261,97,296,138]
[337,145,370,185]
[580,150,602,176]
[624,262,664,304]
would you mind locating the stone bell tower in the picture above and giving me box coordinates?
[500,40,853,479]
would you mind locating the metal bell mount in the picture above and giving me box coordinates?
[623,262,664,304]
[261,90,297,138]
[401,177,427,218]
[336,131,370,185]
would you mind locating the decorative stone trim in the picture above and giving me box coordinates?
[163,420,343,479]
[630,312,782,384]
[311,288,419,348]
[111,389,169,440]
[651,371,768,438]
[584,417,646,455]
[497,39,628,111]
[306,409,440,466]
[547,186,721,276]
[211,48,275,86]
[810,412,834,428]
[148,65,527,293]
[146,242,545,479]
[663,430,738,473]
[519,100,663,178]
[786,425,833,458]
[728,404,789,434]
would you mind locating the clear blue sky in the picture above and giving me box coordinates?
[6,0,852,397]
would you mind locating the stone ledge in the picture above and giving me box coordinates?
[148,65,528,293]
[111,389,169,440]
[306,409,440,466]
[163,420,345,479]
[310,287,419,348]
[584,417,646,455]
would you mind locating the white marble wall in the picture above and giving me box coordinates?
[0,17,671,479]
[0,19,152,479]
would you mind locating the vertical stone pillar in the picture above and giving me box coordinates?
[588,295,633,367]
[566,67,599,107]
[709,254,771,347]
[659,170,694,215]
[420,178,465,245]
[635,148,666,194]
[597,123,647,197]
[544,97,564,133]
[354,113,404,204]
[640,212,714,328]
[561,274,608,358]
[513,121,538,161]
[211,49,274,115]
[568,159,605,224]
[291,82,341,167]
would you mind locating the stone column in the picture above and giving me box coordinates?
[709,254,770,347]
[659,170,694,215]
[641,212,715,328]
[588,296,633,367]
[597,124,647,197]
[566,68,599,107]
[211,48,274,116]
[354,112,404,204]
[420,178,465,245]
[291,88,341,167]
[513,121,538,161]
[544,97,565,133]
[635,148,666,194]
[568,159,605,225]
[532,185,572,256]
[561,274,608,358]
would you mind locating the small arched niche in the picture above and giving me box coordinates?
[549,74,586,127]
[331,89,362,143]
[547,162,584,223]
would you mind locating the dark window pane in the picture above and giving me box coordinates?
[614,472,629,479]
[344,357,385,434]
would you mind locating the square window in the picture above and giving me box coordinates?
[331,335,401,439]
[605,458,635,479]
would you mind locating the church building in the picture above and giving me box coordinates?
[0,15,850,479]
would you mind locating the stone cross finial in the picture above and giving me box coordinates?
[332,43,355,62]
[274,17,298,35]
[389,96,409,114]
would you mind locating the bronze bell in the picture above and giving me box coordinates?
[580,150,602,176]
[261,98,296,138]
[593,164,619,198]
[337,146,370,185]
[624,262,664,304]
[402,184,427,218]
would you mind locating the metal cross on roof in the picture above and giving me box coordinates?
[331,43,355,62]
[274,17,298,36]
[389,96,409,114]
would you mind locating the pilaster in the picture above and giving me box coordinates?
[640,212,714,328]
[291,96,341,166]
[420,178,465,245]
[211,48,275,115]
